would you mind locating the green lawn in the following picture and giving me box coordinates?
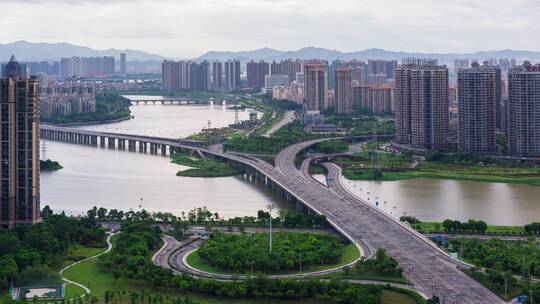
[326,270,408,284]
[186,243,361,276]
[61,258,323,304]
[380,290,418,304]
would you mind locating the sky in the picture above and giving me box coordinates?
[0,0,539,58]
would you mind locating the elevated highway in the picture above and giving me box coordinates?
[41,125,503,303]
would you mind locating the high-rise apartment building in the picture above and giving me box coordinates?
[394,59,449,151]
[120,53,126,75]
[457,62,499,153]
[224,60,241,91]
[246,60,269,90]
[59,56,116,78]
[334,68,353,114]
[353,84,394,114]
[0,56,40,229]
[507,62,540,157]
[211,61,222,90]
[304,63,328,111]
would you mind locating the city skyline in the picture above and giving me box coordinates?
[1,0,540,58]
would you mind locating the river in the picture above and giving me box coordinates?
[313,174,540,226]
[40,100,285,218]
[41,97,540,224]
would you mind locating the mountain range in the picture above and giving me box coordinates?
[2,41,540,64]
[0,41,165,62]
[197,47,540,64]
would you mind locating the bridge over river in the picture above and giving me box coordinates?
[40,125,503,304]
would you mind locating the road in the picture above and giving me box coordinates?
[263,110,296,137]
[270,141,503,304]
[42,126,503,303]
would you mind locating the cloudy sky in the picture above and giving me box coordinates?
[0,0,539,57]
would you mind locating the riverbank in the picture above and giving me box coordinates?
[171,152,242,178]
[336,149,540,187]
[44,115,133,127]
[42,92,132,126]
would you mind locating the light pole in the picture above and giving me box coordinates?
[267,203,275,253]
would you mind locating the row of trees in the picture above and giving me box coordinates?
[524,222,540,235]
[197,232,344,273]
[92,206,330,230]
[442,219,488,234]
[0,206,106,289]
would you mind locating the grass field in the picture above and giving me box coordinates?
[186,243,361,276]
[380,290,418,304]
[327,270,408,284]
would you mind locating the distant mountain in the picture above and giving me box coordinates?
[198,47,540,64]
[0,41,165,62]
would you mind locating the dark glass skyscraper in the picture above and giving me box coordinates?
[0,55,40,229]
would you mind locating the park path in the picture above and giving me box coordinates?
[59,232,116,300]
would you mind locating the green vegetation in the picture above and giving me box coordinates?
[195,232,351,273]
[171,152,242,178]
[44,92,132,125]
[337,142,540,187]
[224,122,323,154]
[444,238,540,302]
[0,205,106,290]
[465,268,539,302]
[322,113,395,137]
[187,128,240,142]
[446,238,540,277]
[96,220,417,304]
[401,216,535,236]
[39,159,63,171]
[315,140,349,154]
[330,249,405,284]
[187,243,360,276]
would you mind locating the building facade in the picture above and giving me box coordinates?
[334,68,353,114]
[246,60,269,90]
[394,59,449,151]
[457,62,499,153]
[0,56,40,229]
[304,63,328,112]
[507,62,540,157]
[120,53,126,75]
[352,84,394,114]
[224,60,241,91]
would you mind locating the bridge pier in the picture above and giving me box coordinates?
[128,140,136,152]
[100,136,106,147]
[161,145,168,156]
[108,138,116,149]
[118,139,126,150]
[150,144,157,155]
[139,141,147,153]
[90,135,98,146]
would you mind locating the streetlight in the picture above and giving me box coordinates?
[267,203,275,253]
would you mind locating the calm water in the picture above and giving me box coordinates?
[40,99,283,218]
[40,97,540,224]
[341,178,540,226]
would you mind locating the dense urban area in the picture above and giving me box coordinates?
[1,35,540,304]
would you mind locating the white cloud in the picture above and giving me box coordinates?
[0,0,538,57]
